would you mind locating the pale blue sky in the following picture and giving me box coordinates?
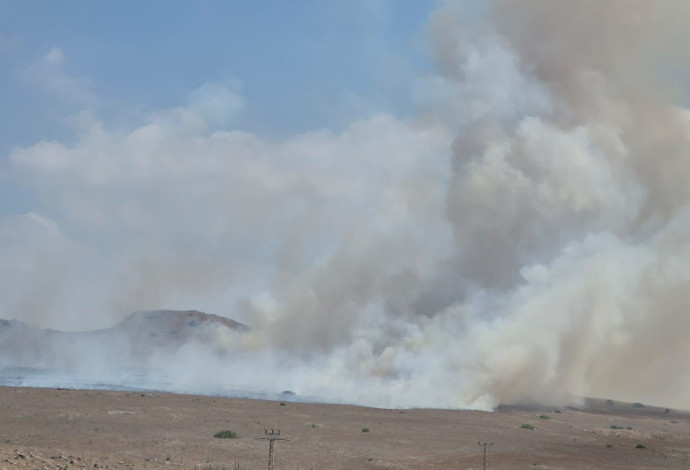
[0,0,467,326]
[0,1,443,155]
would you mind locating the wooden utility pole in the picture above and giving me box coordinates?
[478,442,493,470]
[257,429,289,470]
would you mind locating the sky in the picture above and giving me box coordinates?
[0,1,441,154]
[3,1,690,411]
[0,0,455,329]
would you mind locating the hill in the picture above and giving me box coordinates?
[0,310,247,378]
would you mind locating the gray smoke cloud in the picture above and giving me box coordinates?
[3,0,690,410]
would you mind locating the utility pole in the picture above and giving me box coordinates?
[478,442,493,470]
[257,429,289,470]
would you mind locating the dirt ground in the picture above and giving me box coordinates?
[1,387,689,469]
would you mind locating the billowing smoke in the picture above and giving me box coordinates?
[3,0,690,410]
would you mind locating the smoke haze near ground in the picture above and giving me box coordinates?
[3,0,690,410]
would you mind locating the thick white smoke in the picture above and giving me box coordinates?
[3,0,690,410]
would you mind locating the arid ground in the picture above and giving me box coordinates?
[1,387,689,469]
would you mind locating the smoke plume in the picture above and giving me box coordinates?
[3,0,690,410]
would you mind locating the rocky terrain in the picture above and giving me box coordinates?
[0,387,689,469]
[0,310,247,373]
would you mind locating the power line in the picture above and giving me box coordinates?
[478,442,494,470]
[257,429,290,470]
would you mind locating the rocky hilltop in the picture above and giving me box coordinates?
[0,310,248,369]
[104,309,248,355]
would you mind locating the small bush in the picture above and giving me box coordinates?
[605,399,614,406]
[626,426,633,430]
[214,430,238,439]
[361,428,370,433]
[520,424,535,430]
[606,444,613,448]
[538,414,550,420]
[610,425,624,430]
[635,443,647,449]
[553,409,562,413]
[632,402,645,408]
